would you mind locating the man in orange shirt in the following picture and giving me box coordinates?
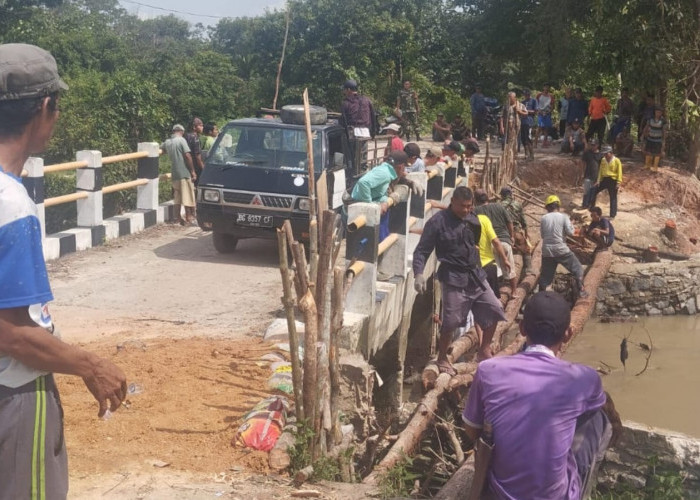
[586,86,611,147]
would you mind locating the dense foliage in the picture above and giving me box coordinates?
[1,0,698,169]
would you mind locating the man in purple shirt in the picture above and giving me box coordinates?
[463,291,617,500]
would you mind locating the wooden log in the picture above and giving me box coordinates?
[298,289,318,458]
[619,242,689,261]
[329,267,344,448]
[433,455,476,500]
[277,228,304,421]
[363,373,451,485]
[293,465,315,488]
[302,90,319,292]
[269,429,297,470]
[562,249,613,353]
[315,212,338,456]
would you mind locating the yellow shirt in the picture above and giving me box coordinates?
[598,156,623,183]
[478,214,497,267]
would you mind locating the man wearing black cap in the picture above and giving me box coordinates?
[340,79,377,176]
[0,43,127,499]
[463,291,618,500]
[404,143,424,173]
[350,150,409,241]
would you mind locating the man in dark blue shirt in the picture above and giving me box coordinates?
[585,206,615,250]
[413,187,506,370]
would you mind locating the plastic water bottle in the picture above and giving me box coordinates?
[101,382,143,420]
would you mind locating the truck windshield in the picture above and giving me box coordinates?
[206,124,322,172]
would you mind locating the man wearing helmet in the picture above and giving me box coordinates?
[539,195,588,298]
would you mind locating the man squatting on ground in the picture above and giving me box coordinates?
[463,291,620,500]
[413,187,507,371]
[0,43,127,500]
[539,195,589,298]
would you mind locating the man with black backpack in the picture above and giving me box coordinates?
[413,187,507,371]
[340,79,378,178]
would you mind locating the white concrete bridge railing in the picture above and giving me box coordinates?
[22,142,175,260]
[341,161,468,357]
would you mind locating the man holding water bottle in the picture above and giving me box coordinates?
[0,43,127,500]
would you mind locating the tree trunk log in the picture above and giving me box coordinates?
[298,289,318,457]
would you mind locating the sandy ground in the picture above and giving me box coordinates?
[46,226,366,498]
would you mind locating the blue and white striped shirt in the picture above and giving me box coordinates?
[0,168,54,388]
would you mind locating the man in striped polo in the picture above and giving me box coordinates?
[0,43,127,500]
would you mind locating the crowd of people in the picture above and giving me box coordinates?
[0,41,630,500]
[342,76,623,499]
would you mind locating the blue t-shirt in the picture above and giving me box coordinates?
[589,218,615,245]
[522,98,537,127]
[0,168,54,388]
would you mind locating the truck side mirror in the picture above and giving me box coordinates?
[333,152,345,170]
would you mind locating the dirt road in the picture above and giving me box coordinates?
[48,224,284,344]
[46,224,320,499]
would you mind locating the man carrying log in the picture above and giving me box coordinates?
[539,195,589,299]
[413,186,507,369]
[462,291,619,500]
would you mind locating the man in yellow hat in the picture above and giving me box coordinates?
[539,195,588,298]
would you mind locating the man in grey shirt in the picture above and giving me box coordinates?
[539,195,588,298]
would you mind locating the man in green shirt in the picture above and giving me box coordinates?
[162,124,197,225]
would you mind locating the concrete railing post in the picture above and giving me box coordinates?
[345,202,380,317]
[378,186,410,278]
[406,172,428,257]
[76,150,103,227]
[22,157,46,239]
[137,142,161,211]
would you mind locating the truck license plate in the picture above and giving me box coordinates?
[236,213,273,227]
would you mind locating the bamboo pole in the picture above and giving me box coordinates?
[272,7,291,110]
[277,228,304,421]
[302,89,319,293]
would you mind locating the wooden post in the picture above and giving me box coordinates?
[299,288,318,458]
[303,89,319,292]
[330,267,344,447]
[277,228,305,421]
[314,211,338,456]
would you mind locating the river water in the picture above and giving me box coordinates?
[564,315,700,438]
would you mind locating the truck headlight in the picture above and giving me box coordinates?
[202,189,221,203]
[298,197,310,211]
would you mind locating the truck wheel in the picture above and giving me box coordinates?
[280,105,327,125]
[212,232,239,253]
